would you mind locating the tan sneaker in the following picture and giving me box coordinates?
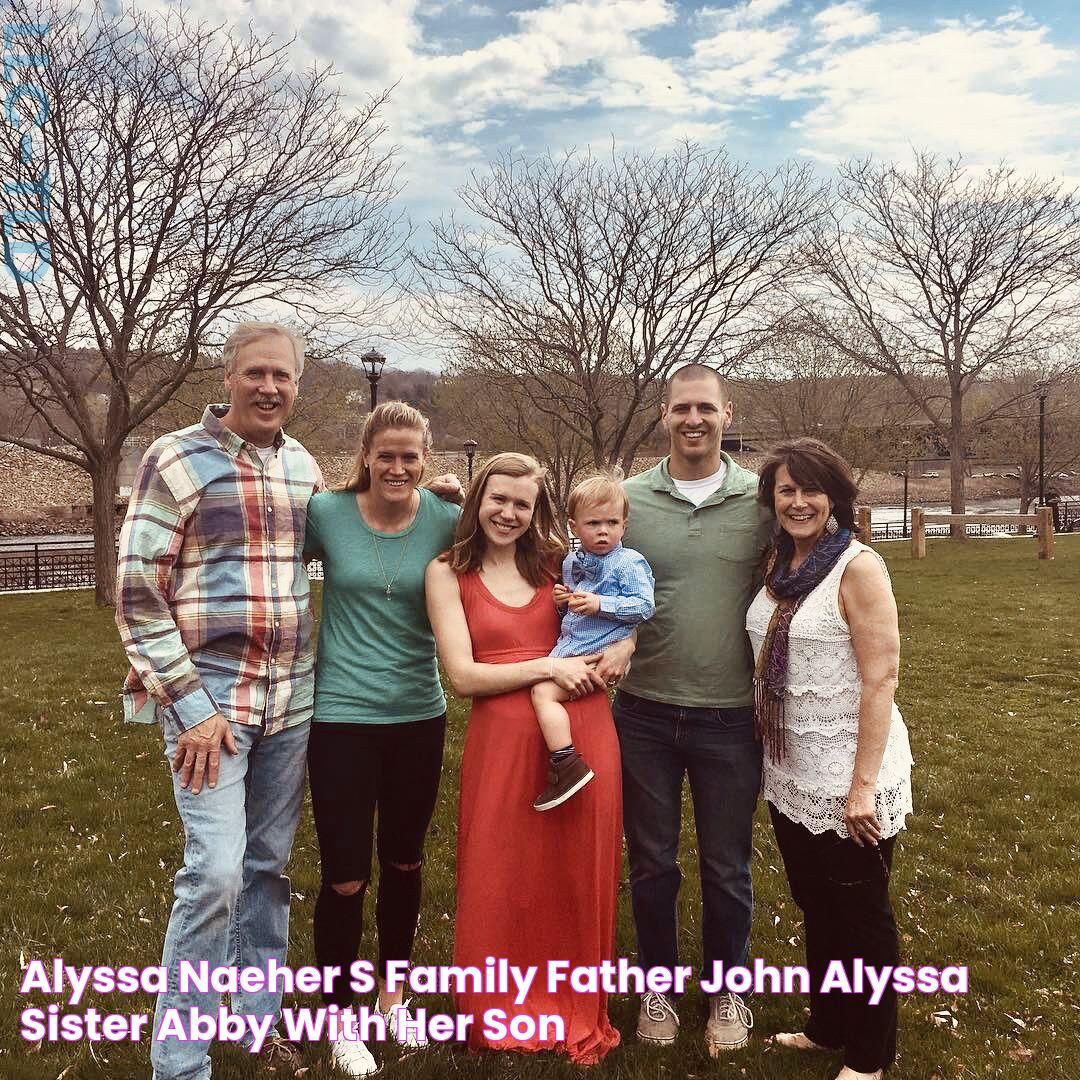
[636,991,679,1044]
[533,751,594,811]
[705,992,753,1055]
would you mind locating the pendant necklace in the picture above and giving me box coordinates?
[369,528,411,599]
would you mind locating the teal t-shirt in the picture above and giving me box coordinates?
[304,487,460,723]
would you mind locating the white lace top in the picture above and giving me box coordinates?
[746,540,913,838]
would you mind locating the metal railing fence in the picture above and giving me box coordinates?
[1,513,1073,593]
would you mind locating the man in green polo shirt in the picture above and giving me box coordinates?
[612,364,772,1055]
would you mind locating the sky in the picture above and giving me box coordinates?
[126,1,1080,367]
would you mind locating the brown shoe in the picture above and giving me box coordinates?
[636,991,679,1044]
[261,1033,304,1073]
[533,751,594,811]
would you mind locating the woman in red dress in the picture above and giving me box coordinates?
[426,453,625,1065]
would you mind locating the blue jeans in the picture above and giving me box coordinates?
[613,691,761,980]
[152,719,310,1080]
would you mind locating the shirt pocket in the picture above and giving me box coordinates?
[714,524,765,563]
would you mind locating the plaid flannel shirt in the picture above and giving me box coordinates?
[115,405,324,734]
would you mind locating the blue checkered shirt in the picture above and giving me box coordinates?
[550,543,655,658]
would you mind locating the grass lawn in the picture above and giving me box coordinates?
[1,535,1077,1079]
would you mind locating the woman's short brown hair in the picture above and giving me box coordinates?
[444,452,567,587]
[757,437,859,531]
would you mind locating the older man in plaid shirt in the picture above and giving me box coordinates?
[116,322,321,1078]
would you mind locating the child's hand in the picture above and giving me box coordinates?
[567,590,601,615]
[552,583,572,607]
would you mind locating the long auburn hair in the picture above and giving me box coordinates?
[445,452,567,587]
[338,401,432,493]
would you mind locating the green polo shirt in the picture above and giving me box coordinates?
[621,454,773,708]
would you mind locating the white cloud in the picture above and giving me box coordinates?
[812,2,881,45]
[105,0,1080,218]
[789,20,1079,176]
[690,25,800,99]
[412,0,684,123]
[525,109,732,160]
[702,0,793,31]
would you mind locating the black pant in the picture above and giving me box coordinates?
[308,715,446,1008]
[769,803,900,1073]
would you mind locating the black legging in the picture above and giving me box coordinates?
[308,714,446,1008]
[769,802,900,1073]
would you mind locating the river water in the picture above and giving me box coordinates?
[0,499,1028,547]
[869,498,1021,527]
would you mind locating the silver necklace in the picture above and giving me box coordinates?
[369,529,411,598]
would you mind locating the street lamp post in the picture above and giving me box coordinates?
[463,439,478,486]
[360,348,386,412]
[1032,381,1049,507]
[902,459,910,539]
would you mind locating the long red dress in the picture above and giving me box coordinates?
[454,570,622,1065]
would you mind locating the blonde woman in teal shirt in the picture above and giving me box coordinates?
[303,402,460,1078]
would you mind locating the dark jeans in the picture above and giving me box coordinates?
[308,715,446,1007]
[613,690,762,980]
[769,803,900,1073]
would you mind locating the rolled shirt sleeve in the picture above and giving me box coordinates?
[597,552,655,622]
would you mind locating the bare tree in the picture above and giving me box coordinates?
[740,310,922,479]
[140,353,371,453]
[970,372,1080,514]
[435,359,596,510]
[413,143,825,477]
[0,0,403,602]
[801,152,1080,535]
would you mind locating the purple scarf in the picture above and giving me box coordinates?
[754,529,853,762]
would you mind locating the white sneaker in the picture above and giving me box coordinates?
[637,990,679,1044]
[705,991,753,1055]
[374,998,429,1049]
[330,1035,379,1077]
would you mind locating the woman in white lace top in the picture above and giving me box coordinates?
[746,438,912,1080]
